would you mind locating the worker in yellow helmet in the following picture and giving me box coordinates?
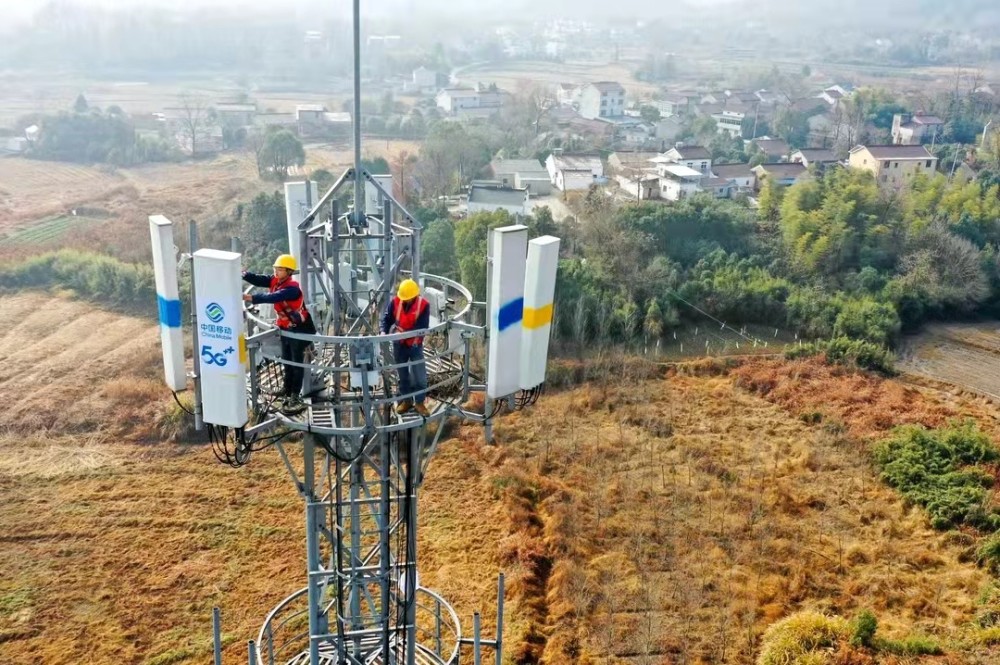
[243,254,316,413]
[381,278,430,417]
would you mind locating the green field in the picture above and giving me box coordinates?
[0,214,104,247]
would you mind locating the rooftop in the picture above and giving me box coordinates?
[754,139,790,156]
[215,103,257,112]
[492,158,548,174]
[667,145,711,160]
[907,114,945,126]
[702,177,733,188]
[792,148,838,163]
[753,163,808,178]
[853,144,935,160]
[660,163,704,179]
[712,163,755,178]
[468,185,529,206]
[550,153,603,171]
[587,81,626,94]
[296,104,326,113]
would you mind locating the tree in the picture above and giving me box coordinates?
[421,219,457,279]
[176,93,215,157]
[259,129,305,180]
[73,93,89,114]
[639,105,661,123]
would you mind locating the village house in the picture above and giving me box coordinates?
[556,83,580,106]
[296,104,327,135]
[490,157,552,196]
[467,184,530,216]
[848,144,938,187]
[214,102,257,127]
[891,112,945,145]
[662,145,712,174]
[435,84,506,119]
[654,162,705,201]
[752,163,809,189]
[713,109,746,138]
[545,152,604,192]
[654,92,694,117]
[711,163,757,192]
[578,81,626,120]
[790,148,840,169]
[751,138,791,163]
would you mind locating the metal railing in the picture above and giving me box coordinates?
[256,585,462,665]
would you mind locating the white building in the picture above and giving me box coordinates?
[891,112,945,145]
[661,145,712,174]
[467,184,530,215]
[712,110,745,138]
[578,81,626,120]
[545,153,604,192]
[655,163,704,201]
[435,85,506,118]
[490,158,552,196]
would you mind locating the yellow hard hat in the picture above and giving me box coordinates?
[397,278,420,301]
[273,254,298,272]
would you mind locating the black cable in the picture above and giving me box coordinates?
[171,391,194,416]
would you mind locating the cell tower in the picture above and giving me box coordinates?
[147,2,560,664]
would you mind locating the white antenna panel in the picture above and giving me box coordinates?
[365,175,393,214]
[193,249,248,428]
[284,180,320,257]
[149,215,186,391]
[520,236,560,390]
[486,225,528,399]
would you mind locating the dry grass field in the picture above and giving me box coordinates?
[0,136,420,262]
[4,295,1000,663]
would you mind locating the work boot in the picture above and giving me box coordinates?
[395,400,413,414]
[413,403,430,417]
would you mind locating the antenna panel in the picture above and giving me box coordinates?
[486,225,528,398]
[284,180,320,257]
[365,174,393,214]
[520,235,560,390]
[148,215,186,391]
[193,249,248,427]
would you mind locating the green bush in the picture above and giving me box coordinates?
[875,635,942,656]
[977,534,1000,575]
[873,421,1000,531]
[0,249,159,314]
[785,336,896,374]
[849,609,877,648]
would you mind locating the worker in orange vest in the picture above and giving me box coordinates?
[243,254,316,413]
[381,278,430,417]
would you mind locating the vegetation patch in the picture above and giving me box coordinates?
[873,421,1000,531]
[785,336,896,374]
[0,248,159,313]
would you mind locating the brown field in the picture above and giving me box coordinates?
[898,323,1000,402]
[4,296,1000,663]
[0,135,419,263]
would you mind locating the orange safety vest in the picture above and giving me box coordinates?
[270,276,310,329]
[393,296,429,346]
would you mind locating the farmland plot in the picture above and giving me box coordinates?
[898,323,1000,400]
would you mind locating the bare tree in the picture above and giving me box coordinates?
[176,93,215,157]
[516,81,558,136]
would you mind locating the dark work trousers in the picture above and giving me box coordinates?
[281,321,315,396]
[393,342,427,405]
